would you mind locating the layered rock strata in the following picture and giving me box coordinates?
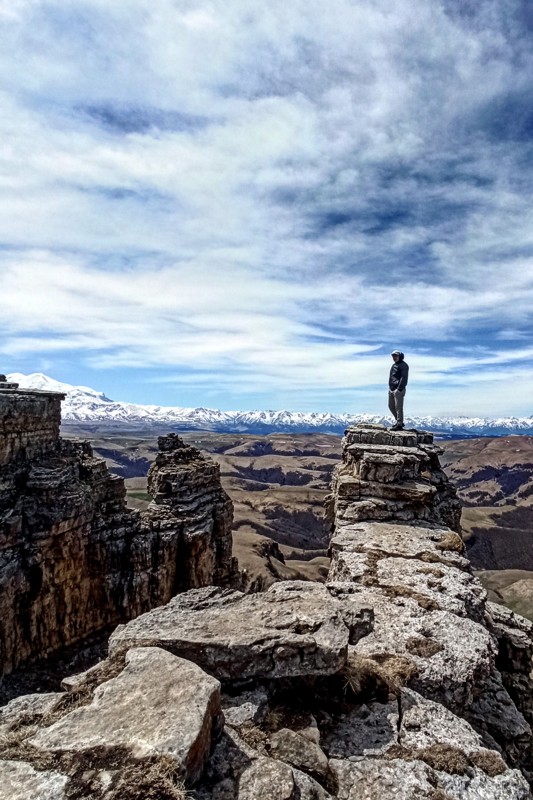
[326,424,462,531]
[1,424,532,799]
[0,386,235,675]
[144,433,236,590]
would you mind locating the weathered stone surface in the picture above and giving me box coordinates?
[330,757,436,799]
[331,587,494,710]
[330,550,485,620]
[324,689,493,764]
[324,701,398,759]
[0,760,68,800]
[0,392,236,675]
[399,688,486,752]
[194,727,331,800]
[330,756,530,800]
[29,647,221,783]
[328,425,461,532]
[329,521,469,569]
[0,692,62,736]
[269,728,329,779]
[109,583,373,680]
[485,602,533,736]
[438,769,531,800]
[236,757,296,800]
[465,674,531,771]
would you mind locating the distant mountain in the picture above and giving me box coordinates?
[7,372,533,437]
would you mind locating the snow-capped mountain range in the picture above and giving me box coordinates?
[7,372,533,438]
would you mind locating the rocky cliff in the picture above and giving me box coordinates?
[0,381,235,676]
[1,424,532,800]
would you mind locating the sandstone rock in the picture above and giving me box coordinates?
[329,425,461,532]
[268,727,329,779]
[108,583,373,680]
[144,433,236,588]
[29,647,221,784]
[0,760,67,800]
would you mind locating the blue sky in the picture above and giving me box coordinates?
[1,0,533,416]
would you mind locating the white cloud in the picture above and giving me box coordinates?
[1,0,533,414]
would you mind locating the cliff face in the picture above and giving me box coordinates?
[1,425,533,800]
[0,383,235,676]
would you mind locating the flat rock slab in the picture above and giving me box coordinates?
[0,760,67,800]
[346,590,494,710]
[330,521,468,569]
[108,583,373,680]
[29,647,220,784]
[328,547,484,618]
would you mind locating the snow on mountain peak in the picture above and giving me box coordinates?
[6,372,533,436]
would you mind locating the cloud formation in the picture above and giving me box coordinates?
[1,0,533,415]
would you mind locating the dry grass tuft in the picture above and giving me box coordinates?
[405,637,444,658]
[435,533,464,554]
[470,749,507,777]
[105,758,188,800]
[417,743,470,775]
[341,652,417,701]
[237,722,269,754]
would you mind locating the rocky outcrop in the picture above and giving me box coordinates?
[0,385,235,675]
[326,424,462,531]
[1,424,532,799]
[143,433,236,589]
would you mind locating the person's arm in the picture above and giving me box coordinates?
[397,363,408,391]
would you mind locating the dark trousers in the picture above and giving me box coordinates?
[388,389,406,425]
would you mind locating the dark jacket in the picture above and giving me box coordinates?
[389,355,409,391]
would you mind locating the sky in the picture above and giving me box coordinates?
[1,0,533,417]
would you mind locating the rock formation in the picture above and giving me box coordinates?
[1,424,533,800]
[0,382,235,676]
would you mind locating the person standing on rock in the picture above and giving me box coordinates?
[388,350,409,431]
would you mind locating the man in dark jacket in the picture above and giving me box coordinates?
[388,350,409,431]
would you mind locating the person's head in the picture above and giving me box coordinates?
[391,350,404,361]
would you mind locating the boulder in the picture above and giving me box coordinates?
[29,647,221,784]
[268,728,329,779]
[109,583,373,680]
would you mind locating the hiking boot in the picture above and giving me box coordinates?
[390,423,404,431]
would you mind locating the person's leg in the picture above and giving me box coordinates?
[388,390,397,420]
[395,390,405,426]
